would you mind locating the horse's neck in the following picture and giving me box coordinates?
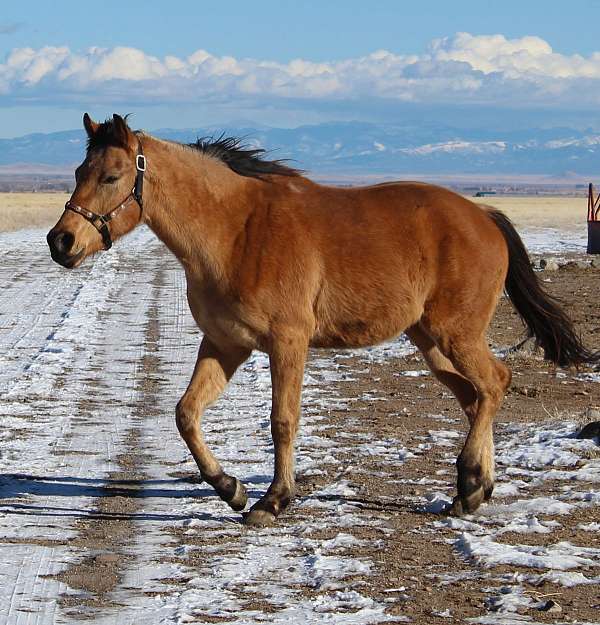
[141,136,251,283]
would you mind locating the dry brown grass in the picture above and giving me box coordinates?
[472,195,586,232]
[0,193,587,234]
[0,193,68,233]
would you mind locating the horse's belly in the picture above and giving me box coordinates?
[310,313,413,349]
[311,285,422,349]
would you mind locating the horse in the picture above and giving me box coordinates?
[47,114,598,527]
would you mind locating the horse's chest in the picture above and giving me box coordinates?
[186,287,259,350]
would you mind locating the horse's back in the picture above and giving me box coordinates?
[301,179,508,289]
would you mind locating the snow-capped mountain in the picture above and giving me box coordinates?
[1,121,599,178]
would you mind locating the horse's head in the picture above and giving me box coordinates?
[47,113,146,268]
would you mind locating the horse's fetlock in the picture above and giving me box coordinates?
[457,454,482,479]
[252,496,283,517]
[213,472,236,498]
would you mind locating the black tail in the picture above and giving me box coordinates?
[488,209,599,368]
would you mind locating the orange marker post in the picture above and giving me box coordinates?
[587,183,600,254]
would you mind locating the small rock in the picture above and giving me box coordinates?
[538,599,562,614]
[506,336,541,358]
[513,385,539,398]
[590,257,600,269]
[560,260,588,270]
[539,258,559,271]
[577,420,600,441]
[585,407,600,420]
[94,553,119,565]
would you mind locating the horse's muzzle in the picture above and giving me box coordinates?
[47,229,83,268]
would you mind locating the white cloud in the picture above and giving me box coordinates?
[1,33,600,108]
[5,46,71,85]
[90,47,168,82]
[431,32,600,79]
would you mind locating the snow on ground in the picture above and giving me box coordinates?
[518,228,587,255]
[425,420,600,623]
[0,227,165,622]
[0,227,415,624]
[0,224,597,624]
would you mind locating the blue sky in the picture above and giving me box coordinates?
[3,1,600,61]
[2,1,600,136]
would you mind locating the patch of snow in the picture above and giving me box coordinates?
[396,369,429,377]
[404,140,506,156]
[456,533,600,570]
[421,492,452,514]
[577,521,600,531]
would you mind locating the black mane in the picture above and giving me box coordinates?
[188,135,301,179]
[87,118,301,180]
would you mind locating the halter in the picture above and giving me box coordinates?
[65,140,146,251]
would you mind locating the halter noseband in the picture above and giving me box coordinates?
[65,140,146,251]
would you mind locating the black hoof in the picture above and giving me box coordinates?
[226,478,248,512]
[204,472,248,512]
[243,509,277,527]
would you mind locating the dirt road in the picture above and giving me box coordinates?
[0,226,598,624]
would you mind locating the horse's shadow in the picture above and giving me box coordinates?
[0,473,419,524]
[0,473,236,523]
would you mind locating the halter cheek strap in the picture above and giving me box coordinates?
[65,140,146,251]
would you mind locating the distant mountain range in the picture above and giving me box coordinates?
[1,121,599,181]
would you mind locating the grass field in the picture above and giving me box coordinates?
[0,192,588,233]
[472,195,586,231]
[0,193,68,232]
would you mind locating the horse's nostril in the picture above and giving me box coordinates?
[52,231,75,255]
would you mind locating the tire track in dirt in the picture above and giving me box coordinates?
[0,228,160,624]
[53,266,166,619]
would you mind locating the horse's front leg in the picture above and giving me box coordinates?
[176,336,251,511]
[245,332,308,527]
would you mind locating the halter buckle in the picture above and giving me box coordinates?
[136,155,147,172]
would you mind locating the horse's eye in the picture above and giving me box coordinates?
[102,175,120,185]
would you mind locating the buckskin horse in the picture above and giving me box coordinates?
[47,114,598,526]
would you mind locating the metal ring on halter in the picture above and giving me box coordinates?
[64,139,146,251]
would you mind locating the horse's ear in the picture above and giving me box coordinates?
[112,114,131,146]
[83,113,99,138]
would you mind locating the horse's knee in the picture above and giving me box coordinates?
[175,396,197,435]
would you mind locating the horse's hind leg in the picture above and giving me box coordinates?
[406,324,478,421]
[442,336,511,515]
[408,322,510,514]
[176,336,251,511]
